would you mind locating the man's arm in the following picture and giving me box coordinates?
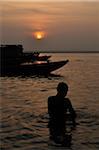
[48,97,53,118]
[65,98,77,125]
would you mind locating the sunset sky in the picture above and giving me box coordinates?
[0,0,99,52]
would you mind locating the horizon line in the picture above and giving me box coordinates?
[24,50,99,53]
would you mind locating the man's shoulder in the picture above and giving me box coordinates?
[48,96,56,101]
[48,96,58,103]
[48,96,56,106]
[65,97,70,101]
[64,97,71,104]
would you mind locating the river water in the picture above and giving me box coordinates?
[0,53,99,150]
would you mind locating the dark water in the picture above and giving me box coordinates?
[0,53,99,150]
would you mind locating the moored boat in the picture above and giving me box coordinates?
[18,60,69,75]
[0,44,69,76]
[35,55,51,61]
[22,52,51,63]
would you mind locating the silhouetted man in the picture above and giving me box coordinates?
[48,82,76,146]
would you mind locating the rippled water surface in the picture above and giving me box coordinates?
[0,53,99,150]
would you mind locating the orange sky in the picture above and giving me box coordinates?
[0,1,99,51]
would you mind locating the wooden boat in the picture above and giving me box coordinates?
[31,52,51,61]
[22,52,51,62]
[18,60,69,75]
[0,60,68,76]
[0,45,69,76]
[35,55,51,61]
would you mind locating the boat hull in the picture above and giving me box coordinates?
[0,60,68,76]
[19,60,68,75]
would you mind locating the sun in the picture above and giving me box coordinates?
[33,31,45,40]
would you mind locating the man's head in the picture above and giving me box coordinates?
[57,82,68,97]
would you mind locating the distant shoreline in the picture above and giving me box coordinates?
[25,51,99,53]
[41,51,99,53]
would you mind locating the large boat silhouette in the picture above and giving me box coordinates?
[0,45,68,76]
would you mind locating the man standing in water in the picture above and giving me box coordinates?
[48,82,76,146]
